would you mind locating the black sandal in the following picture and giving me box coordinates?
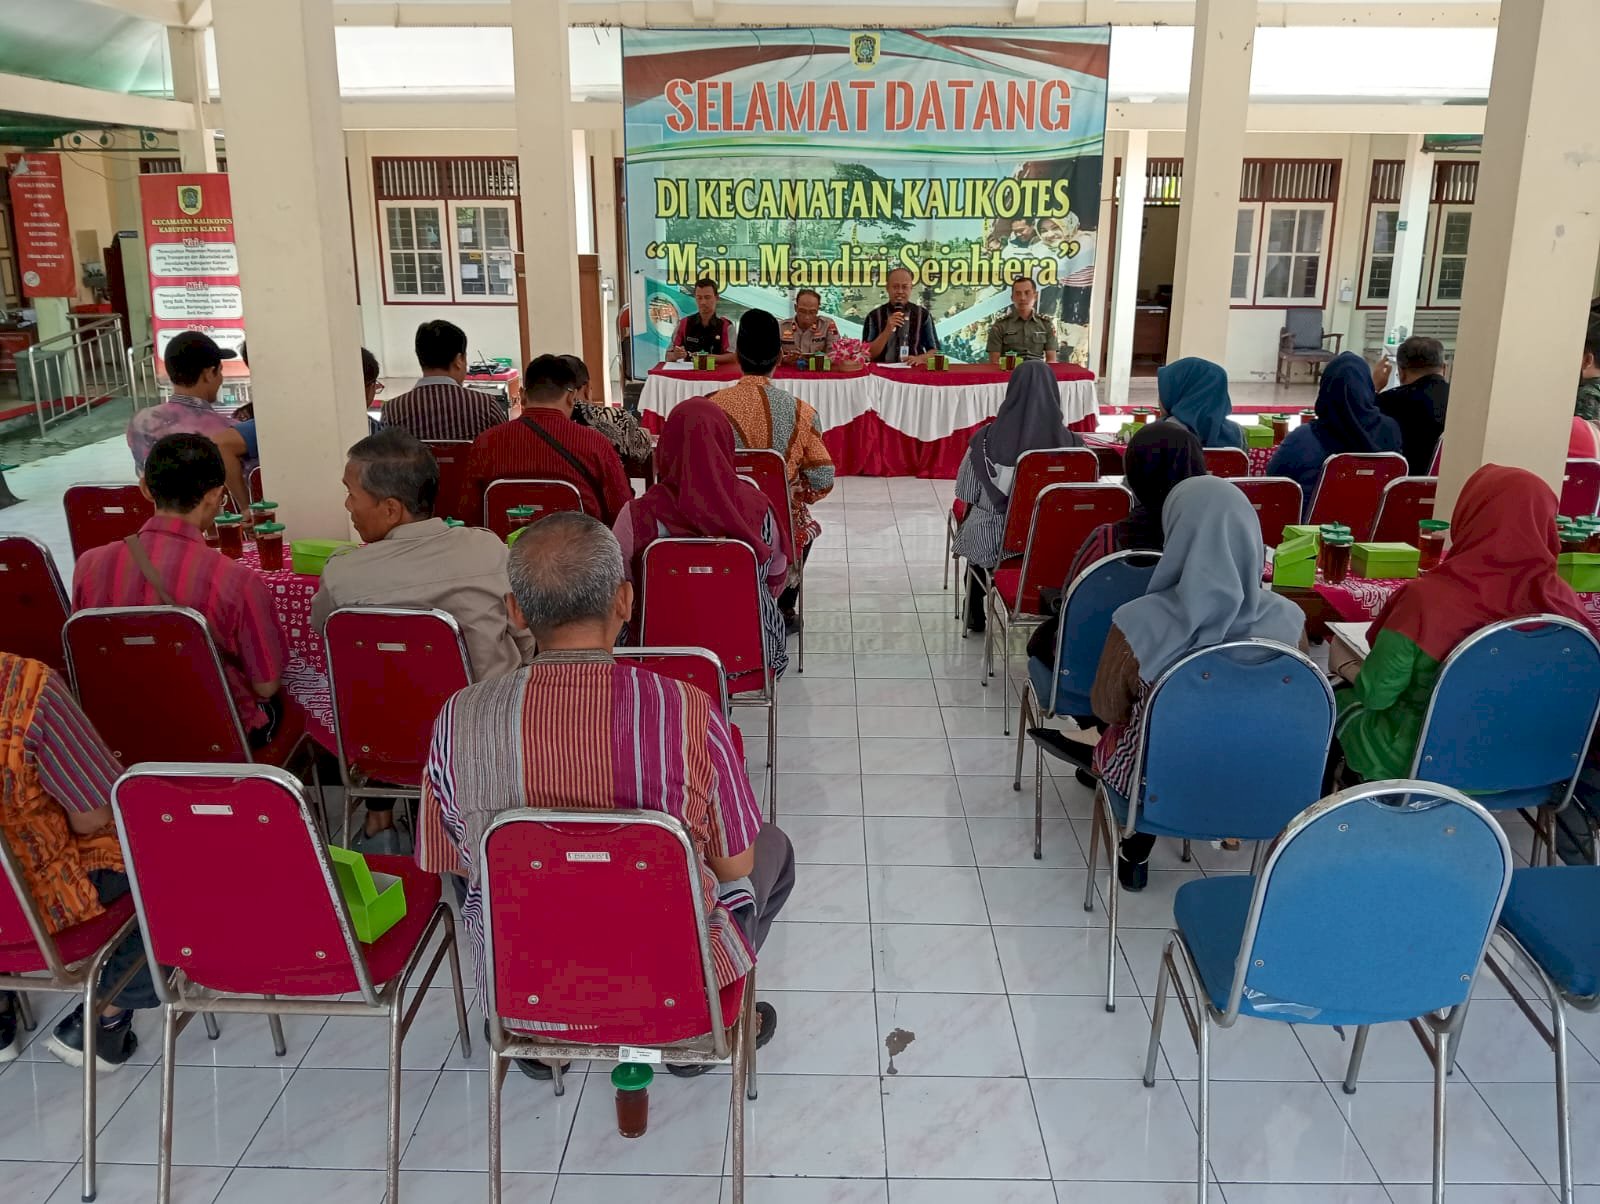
[666,1001,777,1077]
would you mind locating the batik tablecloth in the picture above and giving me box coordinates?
[240,547,336,751]
[1314,573,1600,626]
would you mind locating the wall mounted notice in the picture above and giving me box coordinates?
[622,27,1109,371]
[139,172,247,378]
[6,152,75,298]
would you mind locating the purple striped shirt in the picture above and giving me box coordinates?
[380,378,505,443]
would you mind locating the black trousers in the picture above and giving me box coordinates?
[778,541,813,612]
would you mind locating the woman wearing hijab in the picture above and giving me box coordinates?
[1336,464,1596,782]
[1157,357,1244,450]
[953,359,1081,631]
[613,399,790,675]
[1266,351,1403,519]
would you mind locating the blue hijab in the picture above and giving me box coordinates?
[1310,352,1403,454]
[1158,358,1244,450]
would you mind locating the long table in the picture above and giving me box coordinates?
[1314,573,1600,626]
[239,547,337,752]
[639,361,1098,478]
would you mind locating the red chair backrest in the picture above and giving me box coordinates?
[1428,440,1443,476]
[1203,447,1250,479]
[1561,459,1600,518]
[114,765,376,999]
[1013,483,1131,615]
[1233,478,1304,548]
[481,810,722,1045]
[733,449,795,562]
[247,465,264,505]
[999,448,1100,557]
[65,606,249,765]
[324,608,472,789]
[0,534,69,672]
[63,484,154,560]
[426,441,473,523]
[639,538,768,695]
[1307,452,1408,531]
[1370,477,1438,543]
[614,646,731,717]
[482,478,585,538]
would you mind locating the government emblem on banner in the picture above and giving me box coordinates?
[850,32,880,69]
[177,185,203,215]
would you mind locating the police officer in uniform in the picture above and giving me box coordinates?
[986,276,1059,364]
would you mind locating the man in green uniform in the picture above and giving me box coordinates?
[1578,318,1600,422]
[986,276,1059,364]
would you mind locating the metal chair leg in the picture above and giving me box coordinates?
[16,990,36,1031]
[1105,817,1121,1013]
[729,999,749,1204]
[1196,1010,1211,1204]
[1553,998,1575,1203]
[1033,740,1045,861]
[796,571,805,674]
[1180,838,1193,863]
[1143,936,1174,1088]
[1431,1020,1448,1204]
[202,1012,220,1040]
[157,1005,179,1204]
[487,1045,506,1204]
[445,927,473,1059]
[266,1005,288,1058]
[744,969,759,1102]
[1083,792,1102,913]
[80,977,100,1203]
[766,704,779,824]
[1012,688,1032,791]
[385,999,403,1204]
[550,1058,566,1097]
[1341,1024,1370,1095]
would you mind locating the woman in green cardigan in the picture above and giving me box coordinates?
[1337,463,1596,781]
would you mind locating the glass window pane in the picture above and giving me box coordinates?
[1292,256,1320,298]
[1442,212,1471,256]
[386,208,414,251]
[456,205,482,250]
[1437,257,1467,300]
[487,250,515,296]
[1373,210,1398,255]
[1295,209,1325,254]
[1234,209,1254,255]
[1231,254,1251,299]
[1267,210,1297,254]
[1367,255,1393,300]
[418,252,447,295]
[415,207,442,250]
[389,251,417,295]
[458,250,486,296]
[485,207,514,250]
[1264,255,1290,298]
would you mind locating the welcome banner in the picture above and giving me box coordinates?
[621,27,1109,372]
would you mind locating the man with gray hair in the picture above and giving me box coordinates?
[1373,335,1450,474]
[312,428,533,852]
[415,512,793,1079]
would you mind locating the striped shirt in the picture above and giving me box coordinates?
[861,302,940,363]
[72,516,288,733]
[380,377,505,443]
[415,653,764,1018]
[458,408,632,526]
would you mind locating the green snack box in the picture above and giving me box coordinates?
[801,353,833,372]
[290,538,357,576]
[1244,424,1274,450]
[1282,524,1321,547]
[1271,532,1317,588]
[1352,541,1420,580]
[327,846,407,944]
[1559,552,1600,592]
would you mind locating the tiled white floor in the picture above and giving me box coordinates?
[0,450,1573,1202]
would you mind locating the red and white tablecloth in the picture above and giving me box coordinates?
[639,362,1098,478]
[1314,573,1600,626]
[239,547,336,752]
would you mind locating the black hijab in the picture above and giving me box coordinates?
[1312,351,1404,454]
[1115,419,1207,550]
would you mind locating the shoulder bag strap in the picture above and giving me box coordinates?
[519,414,607,506]
[121,534,177,608]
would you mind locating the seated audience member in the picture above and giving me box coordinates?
[126,331,239,475]
[862,266,939,365]
[615,399,790,675]
[73,433,287,744]
[380,319,504,442]
[1035,477,1307,890]
[1266,351,1403,519]
[559,353,655,464]
[1572,416,1600,459]
[952,359,1081,633]
[1579,319,1600,423]
[708,310,835,629]
[458,354,631,526]
[414,513,794,1076]
[1374,336,1450,475]
[0,653,155,1070]
[986,276,1059,364]
[665,277,736,365]
[1157,357,1244,451]
[1334,464,1596,783]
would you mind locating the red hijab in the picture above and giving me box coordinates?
[1370,463,1595,661]
[629,398,776,568]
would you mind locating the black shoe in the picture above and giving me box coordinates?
[1116,854,1150,893]
[782,609,802,636]
[666,1000,777,1077]
[45,1005,137,1071]
[514,1057,572,1081]
[0,996,18,1064]
[1075,768,1097,790]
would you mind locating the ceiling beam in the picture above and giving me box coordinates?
[0,72,197,130]
[76,0,188,23]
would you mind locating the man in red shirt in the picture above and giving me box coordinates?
[458,354,631,525]
[73,433,288,743]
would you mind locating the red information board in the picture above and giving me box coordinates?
[6,152,75,298]
[139,172,247,378]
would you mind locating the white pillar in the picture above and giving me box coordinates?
[211,0,368,540]
[589,126,622,404]
[1106,131,1147,410]
[344,129,385,359]
[1383,133,1432,345]
[512,0,581,355]
[167,28,217,173]
[1438,0,1600,515]
[1167,0,1257,363]
[107,132,151,349]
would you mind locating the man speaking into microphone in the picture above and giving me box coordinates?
[862,266,940,366]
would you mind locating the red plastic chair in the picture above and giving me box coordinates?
[1561,459,1600,518]
[733,448,803,672]
[479,809,756,1201]
[324,607,472,846]
[1203,447,1250,479]
[247,464,264,505]
[640,538,777,813]
[63,483,153,560]
[112,763,470,1204]
[0,533,69,671]
[1370,476,1439,543]
[986,482,1132,731]
[1232,478,1304,548]
[425,440,473,523]
[481,477,585,538]
[1306,452,1408,532]
[995,447,1101,560]
[64,605,309,772]
[0,830,144,1204]
[614,645,754,793]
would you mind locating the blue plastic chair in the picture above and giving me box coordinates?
[1012,549,1160,859]
[1085,639,1335,1011]
[1144,781,1513,1204]
[1411,615,1600,862]
[1484,865,1600,1202]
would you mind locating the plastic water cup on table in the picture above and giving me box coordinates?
[254,522,286,571]
[215,513,245,560]
[249,500,278,530]
[1417,519,1449,572]
[1323,533,1354,584]
[1271,415,1291,445]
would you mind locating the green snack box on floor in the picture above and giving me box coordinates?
[1352,542,1420,580]
[328,846,407,944]
[1244,424,1274,450]
[1559,552,1600,592]
[1272,532,1317,588]
[290,538,358,576]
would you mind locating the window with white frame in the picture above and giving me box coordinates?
[1230,209,1255,301]
[451,202,517,299]
[1362,208,1398,305]
[381,203,448,300]
[373,157,521,305]
[1430,207,1472,306]
[1258,205,1329,303]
